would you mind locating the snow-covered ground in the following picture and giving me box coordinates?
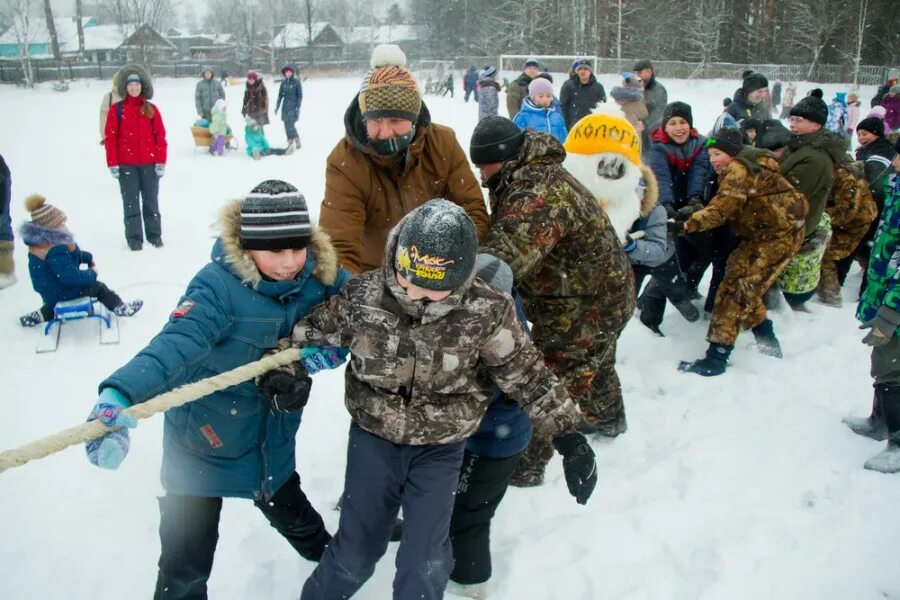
[1,73,898,599]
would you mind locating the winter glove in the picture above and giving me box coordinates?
[677,197,704,218]
[553,431,597,505]
[84,388,137,470]
[300,346,349,375]
[155,164,165,178]
[663,203,676,219]
[258,369,312,412]
[667,219,686,237]
[109,166,119,180]
[860,306,900,347]
[622,234,637,253]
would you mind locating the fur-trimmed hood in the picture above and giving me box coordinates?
[115,64,153,99]
[19,221,74,247]
[216,199,340,289]
[638,164,659,217]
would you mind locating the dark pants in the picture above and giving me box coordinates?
[633,254,692,304]
[39,281,122,321]
[0,154,11,242]
[154,472,329,600]
[464,89,477,102]
[302,423,465,600]
[283,119,298,141]
[872,334,900,387]
[449,451,521,585]
[118,164,161,247]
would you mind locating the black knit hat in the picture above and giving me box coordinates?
[470,116,525,165]
[633,60,653,72]
[790,94,828,126]
[742,72,769,95]
[857,116,885,137]
[755,119,791,150]
[395,200,477,291]
[706,127,744,157]
[240,180,312,250]
[662,101,693,128]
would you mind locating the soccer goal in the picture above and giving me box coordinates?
[413,60,456,95]
[499,54,599,78]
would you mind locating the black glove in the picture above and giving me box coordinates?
[677,198,704,219]
[258,370,312,412]
[667,219,686,237]
[663,203,676,219]
[553,431,597,505]
[686,195,704,208]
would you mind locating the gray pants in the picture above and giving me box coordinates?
[871,334,900,386]
[118,164,161,246]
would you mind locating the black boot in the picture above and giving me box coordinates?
[751,319,783,359]
[864,384,900,474]
[679,343,733,377]
[842,387,889,441]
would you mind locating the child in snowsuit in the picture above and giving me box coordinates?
[208,98,229,156]
[476,65,501,122]
[244,117,295,160]
[672,129,807,376]
[269,200,596,600]
[18,194,142,327]
[826,92,849,136]
[843,139,900,474]
[85,180,351,598]
[846,91,862,136]
[513,78,567,143]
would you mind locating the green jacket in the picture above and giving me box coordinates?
[858,173,900,327]
[779,128,848,236]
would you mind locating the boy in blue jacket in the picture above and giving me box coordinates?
[18,194,142,327]
[85,180,352,598]
[513,78,568,143]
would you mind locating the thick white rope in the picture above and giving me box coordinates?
[0,348,299,475]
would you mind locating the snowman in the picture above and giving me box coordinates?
[563,107,658,242]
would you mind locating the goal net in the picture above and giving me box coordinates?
[499,55,599,78]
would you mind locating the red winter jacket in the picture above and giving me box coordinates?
[104,95,167,167]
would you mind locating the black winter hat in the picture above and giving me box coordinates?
[662,101,693,128]
[706,127,744,157]
[742,72,769,95]
[741,69,754,79]
[790,94,828,126]
[470,116,525,165]
[240,180,312,250]
[809,88,824,99]
[395,200,477,292]
[633,60,653,72]
[755,119,791,150]
[857,116,885,137]
[723,97,733,107]
[742,118,761,132]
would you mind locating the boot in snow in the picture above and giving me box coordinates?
[843,387,888,441]
[447,581,489,600]
[672,298,700,322]
[284,141,296,155]
[113,300,143,317]
[751,319,783,358]
[19,310,43,327]
[816,284,842,307]
[252,148,261,160]
[578,412,627,438]
[864,384,900,474]
[679,343,733,377]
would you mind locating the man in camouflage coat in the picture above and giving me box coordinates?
[470,116,635,486]
[817,161,878,306]
[671,129,807,376]
[274,200,596,600]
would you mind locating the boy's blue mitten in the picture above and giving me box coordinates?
[85,388,137,470]
[300,346,349,375]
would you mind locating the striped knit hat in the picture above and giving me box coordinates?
[25,194,66,229]
[240,180,312,251]
[359,44,422,122]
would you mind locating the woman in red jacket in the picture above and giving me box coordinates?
[104,65,167,251]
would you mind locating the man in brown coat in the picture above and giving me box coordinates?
[319,44,489,273]
[505,58,541,120]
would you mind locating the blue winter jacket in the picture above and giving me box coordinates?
[276,70,303,123]
[244,125,270,156]
[20,222,96,307]
[647,128,711,209]
[513,98,568,143]
[101,202,350,500]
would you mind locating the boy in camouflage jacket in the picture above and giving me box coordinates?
[469,118,635,487]
[671,128,807,376]
[843,141,900,474]
[268,200,596,600]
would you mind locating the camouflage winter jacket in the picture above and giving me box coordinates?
[480,131,635,327]
[779,128,848,236]
[288,213,581,446]
[826,161,878,232]
[684,148,808,242]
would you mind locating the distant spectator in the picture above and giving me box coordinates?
[560,58,606,130]
[506,58,540,119]
[195,67,225,121]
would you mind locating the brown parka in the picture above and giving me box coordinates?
[319,97,489,273]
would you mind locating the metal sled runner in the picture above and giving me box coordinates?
[37,296,120,353]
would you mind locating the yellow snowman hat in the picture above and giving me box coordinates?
[564,110,641,166]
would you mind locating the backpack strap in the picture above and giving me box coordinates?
[116,100,124,125]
